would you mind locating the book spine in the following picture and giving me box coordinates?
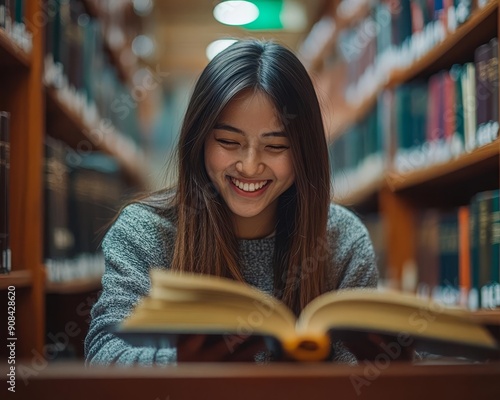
[469,195,480,309]
[14,0,22,23]
[0,111,11,274]
[458,205,471,306]
[44,138,73,263]
[478,191,492,308]
[437,212,460,305]
[0,0,6,29]
[488,190,500,308]
[488,37,499,142]
[455,0,472,25]
[474,42,490,146]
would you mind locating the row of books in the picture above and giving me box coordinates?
[415,190,500,309]
[0,111,10,274]
[44,137,126,282]
[329,104,385,200]
[394,38,498,173]
[339,0,493,106]
[0,0,32,52]
[44,0,142,146]
[329,37,499,190]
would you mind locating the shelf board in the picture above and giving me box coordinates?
[0,270,33,290]
[46,277,102,294]
[333,177,383,210]
[470,309,500,325]
[45,86,147,187]
[0,29,31,69]
[389,0,498,86]
[386,139,500,192]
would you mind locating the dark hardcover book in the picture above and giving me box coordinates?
[416,210,440,293]
[488,37,499,141]
[478,192,493,291]
[0,0,6,28]
[0,111,11,274]
[474,42,491,144]
[14,0,22,23]
[469,194,481,308]
[450,64,465,151]
[438,211,460,292]
[489,191,500,308]
[44,137,74,261]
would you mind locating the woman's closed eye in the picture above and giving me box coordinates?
[216,139,240,147]
[266,144,290,152]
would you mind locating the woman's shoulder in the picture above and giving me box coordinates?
[326,202,370,243]
[112,202,176,238]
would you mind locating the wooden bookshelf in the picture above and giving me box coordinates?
[0,270,32,289]
[80,0,134,83]
[389,0,498,85]
[45,87,147,187]
[387,140,500,193]
[328,1,498,139]
[46,277,102,294]
[334,177,383,212]
[0,0,146,360]
[0,28,31,68]
[316,0,500,290]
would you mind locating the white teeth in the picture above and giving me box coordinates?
[231,178,268,192]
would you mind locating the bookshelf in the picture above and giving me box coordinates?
[327,0,498,141]
[320,0,500,303]
[0,0,146,359]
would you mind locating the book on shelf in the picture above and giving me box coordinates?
[415,191,500,310]
[113,270,500,362]
[44,137,125,282]
[0,111,10,274]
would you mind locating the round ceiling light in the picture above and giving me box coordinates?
[213,1,259,26]
[206,39,238,61]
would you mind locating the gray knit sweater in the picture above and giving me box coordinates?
[85,202,378,365]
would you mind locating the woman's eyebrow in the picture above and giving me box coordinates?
[214,122,287,137]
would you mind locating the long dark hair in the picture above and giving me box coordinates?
[141,39,330,315]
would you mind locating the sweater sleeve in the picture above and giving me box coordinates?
[84,204,177,366]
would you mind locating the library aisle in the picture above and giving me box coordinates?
[0,0,499,398]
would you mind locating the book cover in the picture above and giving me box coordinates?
[112,271,500,362]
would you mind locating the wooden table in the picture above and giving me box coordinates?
[5,361,500,400]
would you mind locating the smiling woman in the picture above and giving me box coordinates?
[205,90,295,239]
[85,39,379,366]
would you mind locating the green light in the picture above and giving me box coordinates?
[242,0,284,30]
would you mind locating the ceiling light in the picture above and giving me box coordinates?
[206,39,238,61]
[133,0,154,16]
[213,1,259,26]
[131,35,155,59]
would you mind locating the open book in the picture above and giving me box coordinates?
[114,270,500,362]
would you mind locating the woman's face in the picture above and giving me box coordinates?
[204,90,295,238]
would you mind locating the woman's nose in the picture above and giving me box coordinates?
[235,149,264,177]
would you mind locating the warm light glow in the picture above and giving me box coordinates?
[213,1,259,26]
[206,39,238,61]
